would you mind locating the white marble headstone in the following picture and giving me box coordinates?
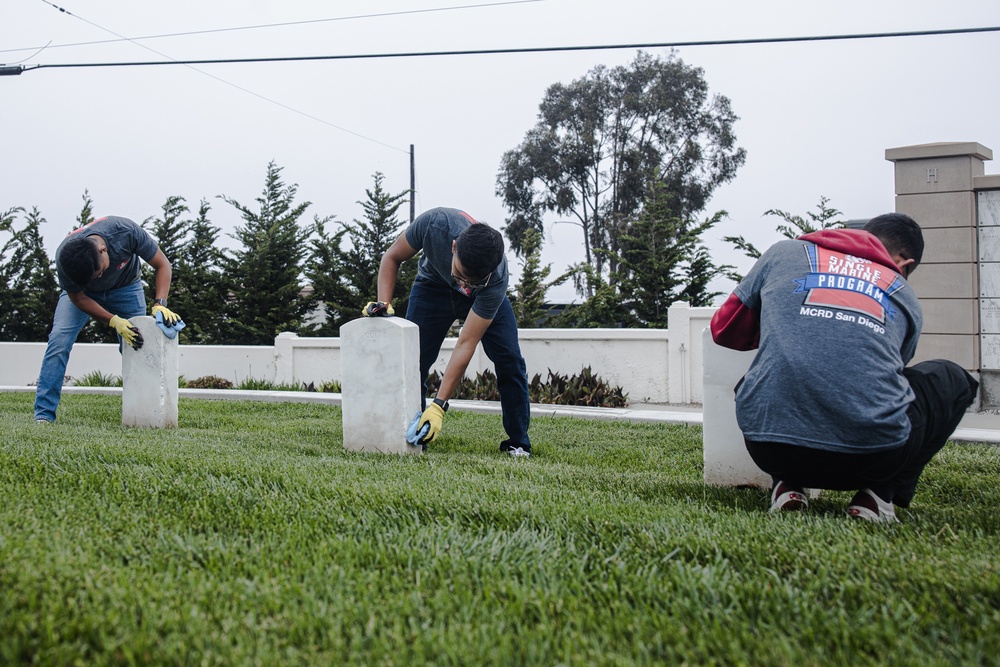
[701,327,770,488]
[122,315,179,428]
[341,317,423,454]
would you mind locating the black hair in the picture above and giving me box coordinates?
[59,235,101,287]
[863,212,924,269]
[455,223,504,279]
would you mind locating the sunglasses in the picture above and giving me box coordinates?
[452,271,492,289]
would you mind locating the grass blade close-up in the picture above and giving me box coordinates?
[2,391,999,665]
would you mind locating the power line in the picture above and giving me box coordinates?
[0,0,545,55]
[16,0,407,153]
[5,25,999,73]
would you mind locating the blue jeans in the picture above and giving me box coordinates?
[34,280,146,422]
[405,276,531,451]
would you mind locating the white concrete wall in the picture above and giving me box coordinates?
[0,302,717,405]
[179,345,275,385]
[1,341,274,388]
[519,328,670,403]
[2,342,122,386]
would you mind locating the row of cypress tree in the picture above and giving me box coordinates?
[0,162,417,344]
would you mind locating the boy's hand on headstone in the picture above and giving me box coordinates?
[406,411,431,445]
[416,402,445,444]
[109,315,144,349]
[152,303,182,326]
[363,301,394,317]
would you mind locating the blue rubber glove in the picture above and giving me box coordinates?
[406,411,430,446]
[414,403,445,445]
[154,310,187,339]
[152,303,181,326]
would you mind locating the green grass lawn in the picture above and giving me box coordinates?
[2,392,999,666]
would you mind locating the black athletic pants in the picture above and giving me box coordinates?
[745,360,979,507]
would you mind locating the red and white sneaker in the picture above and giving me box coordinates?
[770,481,809,513]
[847,489,899,523]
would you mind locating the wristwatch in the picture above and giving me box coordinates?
[432,397,449,412]
[154,298,168,307]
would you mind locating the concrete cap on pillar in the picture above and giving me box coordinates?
[886,142,992,162]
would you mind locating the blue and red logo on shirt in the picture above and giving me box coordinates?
[794,244,905,323]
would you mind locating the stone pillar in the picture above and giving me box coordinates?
[122,316,179,428]
[273,331,297,385]
[340,317,423,454]
[701,328,770,488]
[886,142,992,376]
[667,301,692,405]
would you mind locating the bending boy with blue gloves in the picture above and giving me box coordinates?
[34,216,183,423]
[364,207,532,458]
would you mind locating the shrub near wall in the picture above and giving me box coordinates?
[91,369,628,408]
[530,367,628,408]
[428,368,628,408]
[183,376,342,393]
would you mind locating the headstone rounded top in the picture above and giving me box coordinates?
[341,316,419,334]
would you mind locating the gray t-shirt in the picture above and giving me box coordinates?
[734,236,922,453]
[56,216,158,293]
[405,207,509,320]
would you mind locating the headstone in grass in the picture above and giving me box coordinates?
[701,327,770,488]
[341,317,423,454]
[122,316,179,428]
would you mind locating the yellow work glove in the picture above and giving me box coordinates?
[362,301,394,317]
[109,315,144,349]
[152,302,181,326]
[416,401,446,445]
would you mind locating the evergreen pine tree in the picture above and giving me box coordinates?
[677,244,728,308]
[349,172,414,315]
[549,265,634,328]
[221,161,313,345]
[614,181,729,325]
[304,172,412,334]
[555,178,730,327]
[0,207,59,340]
[142,195,190,305]
[75,189,95,229]
[0,207,18,335]
[304,217,352,336]
[171,200,231,344]
[509,227,572,327]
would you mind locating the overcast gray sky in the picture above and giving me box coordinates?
[3,0,999,303]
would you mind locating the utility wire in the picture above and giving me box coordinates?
[9,41,52,64]
[22,0,407,153]
[7,25,1000,73]
[1,0,545,55]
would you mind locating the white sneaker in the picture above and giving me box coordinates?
[847,489,899,523]
[769,481,808,513]
[506,447,531,459]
